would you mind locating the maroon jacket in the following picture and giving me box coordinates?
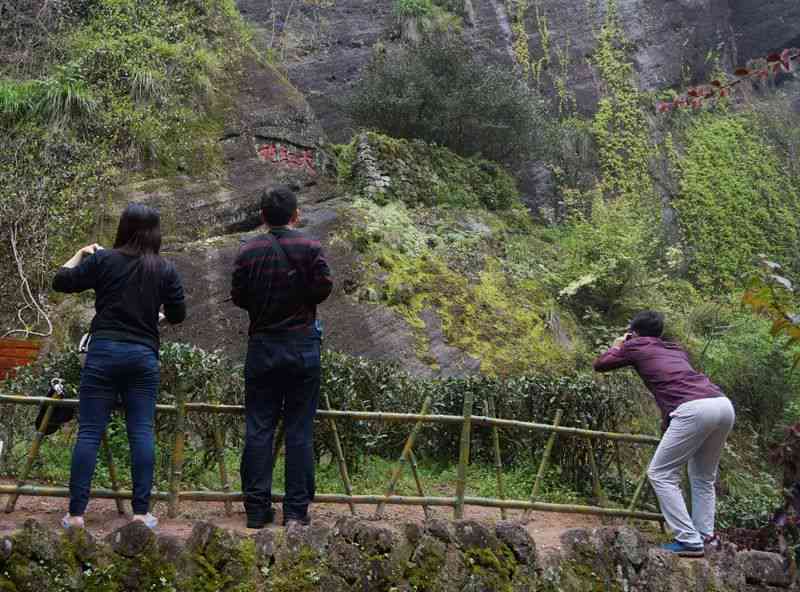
[593,336,724,430]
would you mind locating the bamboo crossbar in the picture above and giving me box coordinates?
[0,395,661,444]
[0,484,663,521]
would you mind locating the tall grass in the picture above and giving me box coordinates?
[0,66,96,125]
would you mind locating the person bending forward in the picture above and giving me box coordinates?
[593,310,734,557]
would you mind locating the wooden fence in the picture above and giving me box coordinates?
[0,386,665,524]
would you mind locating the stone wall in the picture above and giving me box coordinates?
[0,518,794,591]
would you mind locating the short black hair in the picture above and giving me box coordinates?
[629,310,665,338]
[261,185,298,226]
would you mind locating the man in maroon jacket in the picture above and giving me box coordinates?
[231,185,333,529]
[593,310,734,557]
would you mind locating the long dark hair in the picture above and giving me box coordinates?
[113,203,162,275]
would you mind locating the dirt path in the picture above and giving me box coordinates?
[0,490,600,555]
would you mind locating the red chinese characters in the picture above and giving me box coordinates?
[257,143,317,175]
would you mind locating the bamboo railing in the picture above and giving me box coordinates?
[0,389,664,523]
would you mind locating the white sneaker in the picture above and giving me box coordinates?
[132,513,158,529]
[61,514,85,529]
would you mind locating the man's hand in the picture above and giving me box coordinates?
[612,333,631,349]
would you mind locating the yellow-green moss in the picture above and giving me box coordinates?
[464,545,517,592]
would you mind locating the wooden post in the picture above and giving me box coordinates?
[614,441,627,501]
[212,427,233,517]
[5,379,65,513]
[324,393,356,515]
[101,432,125,515]
[523,408,563,521]
[586,438,607,508]
[484,398,507,520]
[168,385,187,519]
[409,450,431,519]
[454,391,474,520]
[375,397,432,519]
[626,462,650,518]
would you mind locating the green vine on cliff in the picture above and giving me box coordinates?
[590,0,654,204]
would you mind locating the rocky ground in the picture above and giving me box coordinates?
[0,510,793,591]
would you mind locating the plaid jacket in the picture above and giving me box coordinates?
[231,227,333,336]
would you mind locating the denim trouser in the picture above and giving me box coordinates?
[647,397,735,546]
[241,329,321,522]
[70,339,159,516]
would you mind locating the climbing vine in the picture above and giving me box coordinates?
[590,0,654,203]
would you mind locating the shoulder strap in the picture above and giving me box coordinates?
[267,232,297,279]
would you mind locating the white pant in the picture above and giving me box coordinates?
[647,397,735,546]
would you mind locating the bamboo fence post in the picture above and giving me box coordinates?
[626,460,650,520]
[375,397,432,519]
[168,385,187,519]
[454,391,474,520]
[5,379,65,513]
[523,408,563,521]
[484,397,507,520]
[212,426,233,517]
[409,450,431,519]
[586,438,607,508]
[324,393,356,515]
[101,432,125,515]
[614,441,627,500]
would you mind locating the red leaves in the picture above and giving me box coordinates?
[657,46,800,114]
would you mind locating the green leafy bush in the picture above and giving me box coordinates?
[672,113,800,290]
[0,0,252,336]
[344,35,549,163]
[336,132,520,210]
[0,343,646,495]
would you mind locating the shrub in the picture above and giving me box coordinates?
[672,113,800,290]
[344,35,549,163]
[0,344,647,496]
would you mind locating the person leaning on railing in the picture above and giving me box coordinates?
[53,203,186,531]
[593,310,734,557]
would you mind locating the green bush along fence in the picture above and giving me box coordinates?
[0,376,664,524]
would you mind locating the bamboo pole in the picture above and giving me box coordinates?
[168,386,187,519]
[212,427,233,517]
[586,438,607,508]
[409,450,431,519]
[101,432,126,515]
[324,393,355,515]
[375,397,432,519]
[627,462,650,518]
[5,380,65,513]
[0,395,663,445]
[0,484,663,520]
[484,397,507,520]
[454,391,474,520]
[614,441,627,501]
[523,409,563,521]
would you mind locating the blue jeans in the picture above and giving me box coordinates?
[241,329,321,522]
[69,339,159,516]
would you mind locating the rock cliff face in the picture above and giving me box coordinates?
[0,519,793,591]
[237,0,800,133]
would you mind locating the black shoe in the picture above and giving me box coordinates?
[246,509,275,529]
[283,515,311,527]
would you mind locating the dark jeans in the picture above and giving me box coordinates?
[241,329,321,522]
[69,339,158,516]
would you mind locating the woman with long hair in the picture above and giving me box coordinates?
[53,203,186,529]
